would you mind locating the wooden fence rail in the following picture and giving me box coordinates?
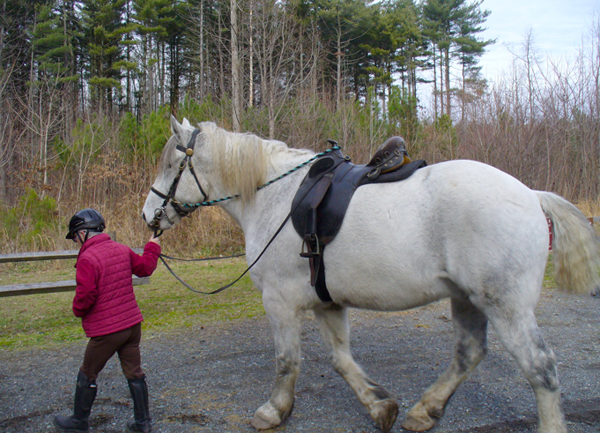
[0,249,149,298]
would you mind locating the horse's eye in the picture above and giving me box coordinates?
[168,163,172,169]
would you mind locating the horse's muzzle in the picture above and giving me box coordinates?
[144,213,164,237]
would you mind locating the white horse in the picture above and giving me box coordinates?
[142,117,600,433]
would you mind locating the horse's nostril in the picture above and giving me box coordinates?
[142,212,147,222]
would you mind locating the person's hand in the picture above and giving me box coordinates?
[149,233,161,245]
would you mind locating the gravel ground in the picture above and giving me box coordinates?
[1,289,599,433]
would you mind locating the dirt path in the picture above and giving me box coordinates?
[1,290,599,433]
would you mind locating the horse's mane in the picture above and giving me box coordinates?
[198,121,311,203]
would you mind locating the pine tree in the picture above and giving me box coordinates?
[113,0,139,113]
[32,0,80,86]
[82,0,127,113]
[422,0,492,119]
[154,0,191,115]
[312,0,375,106]
[132,0,169,116]
[454,0,493,121]
[363,0,426,119]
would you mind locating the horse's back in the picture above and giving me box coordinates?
[418,159,547,245]
[325,159,549,310]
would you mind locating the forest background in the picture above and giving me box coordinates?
[1,0,600,255]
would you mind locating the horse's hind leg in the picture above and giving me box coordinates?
[313,304,399,433]
[488,310,566,433]
[252,297,302,430]
[403,297,488,432]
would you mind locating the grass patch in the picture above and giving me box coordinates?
[0,256,262,350]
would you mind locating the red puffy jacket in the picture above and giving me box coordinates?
[72,233,161,337]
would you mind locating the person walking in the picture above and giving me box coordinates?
[54,208,161,433]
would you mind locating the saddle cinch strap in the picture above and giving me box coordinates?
[291,136,427,303]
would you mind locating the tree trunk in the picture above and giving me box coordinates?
[0,0,4,55]
[461,61,466,122]
[336,17,342,110]
[445,46,451,117]
[199,0,205,100]
[432,44,438,119]
[335,29,342,109]
[231,0,241,132]
[218,9,225,100]
[439,46,445,116]
[248,3,254,108]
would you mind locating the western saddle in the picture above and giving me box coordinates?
[291,137,427,302]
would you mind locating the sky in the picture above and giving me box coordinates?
[478,0,599,81]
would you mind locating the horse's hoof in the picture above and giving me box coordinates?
[251,403,282,430]
[402,402,437,432]
[371,398,399,433]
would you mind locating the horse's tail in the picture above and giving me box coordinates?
[536,191,600,294]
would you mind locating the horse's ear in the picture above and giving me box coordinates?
[182,118,192,128]
[170,115,183,141]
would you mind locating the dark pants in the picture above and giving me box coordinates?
[80,323,144,381]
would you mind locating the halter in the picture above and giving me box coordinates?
[148,128,209,233]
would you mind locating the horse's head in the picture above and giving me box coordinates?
[142,116,214,233]
[142,116,270,233]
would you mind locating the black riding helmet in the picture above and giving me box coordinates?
[66,208,105,240]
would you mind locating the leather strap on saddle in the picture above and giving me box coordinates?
[299,173,332,285]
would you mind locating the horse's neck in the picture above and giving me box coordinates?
[265,145,315,180]
[221,146,314,236]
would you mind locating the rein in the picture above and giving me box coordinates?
[152,137,341,295]
[159,252,246,294]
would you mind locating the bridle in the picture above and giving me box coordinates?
[148,128,209,233]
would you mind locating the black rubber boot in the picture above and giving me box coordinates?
[127,376,151,432]
[53,371,97,432]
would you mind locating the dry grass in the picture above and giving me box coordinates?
[0,196,244,256]
[575,198,600,219]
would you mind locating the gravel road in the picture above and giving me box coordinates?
[1,289,599,433]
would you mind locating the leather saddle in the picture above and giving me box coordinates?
[291,137,427,302]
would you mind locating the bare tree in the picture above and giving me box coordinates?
[253,0,308,138]
[13,72,69,196]
[0,60,20,201]
[231,0,242,131]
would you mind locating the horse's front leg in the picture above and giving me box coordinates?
[314,304,399,433]
[251,294,303,430]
